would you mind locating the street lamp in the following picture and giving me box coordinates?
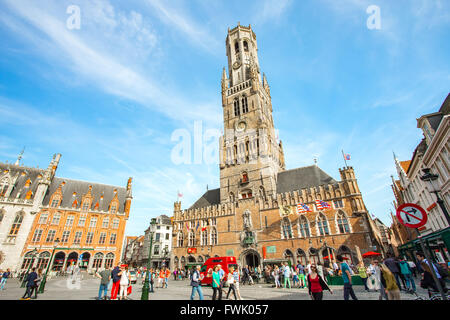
[21,248,38,287]
[420,168,450,226]
[141,218,157,301]
[38,237,60,293]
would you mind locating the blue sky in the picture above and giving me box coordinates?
[0,0,449,237]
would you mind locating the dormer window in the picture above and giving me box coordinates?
[423,121,433,141]
[110,204,117,214]
[82,201,90,211]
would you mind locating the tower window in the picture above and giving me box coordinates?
[234,100,240,117]
[243,41,249,52]
[242,96,249,113]
[234,41,239,54]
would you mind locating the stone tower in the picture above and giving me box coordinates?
[219,24,285,203]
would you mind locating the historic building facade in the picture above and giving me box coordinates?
[0,153,60,270]
[141,215,172,269]
[20,176,133,273]
[171,24,379,270]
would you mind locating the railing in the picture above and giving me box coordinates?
[227,79,251,96]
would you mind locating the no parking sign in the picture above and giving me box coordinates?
[396,203,428,229]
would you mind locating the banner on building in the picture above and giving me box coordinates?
[279,205,293,217]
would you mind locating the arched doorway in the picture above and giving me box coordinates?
[104,253,114,269]
[283,249,295,267]
[174,256,179,269]
[180,256,186,270]
[79,252,90,269]
[66,252,79,270]
[321,247,335,268]
[296,249,307,266]
[93,252,104,269]
[338,246,354,264]
[188,256,196,263]
[37,252,51,270]
[53,252,66,271]
[308,248,319,265]
[240,249,261,268]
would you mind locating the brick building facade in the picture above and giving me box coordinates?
[170,24,379,270]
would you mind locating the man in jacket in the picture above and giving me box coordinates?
[21,268,37,300]
[0,268,10,290]
[399,258,416,293]
[337,254,358,300]
[110,265,121,300]
[190,265,204,300]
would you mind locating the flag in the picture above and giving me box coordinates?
[178,191,183,198]
[201,227,207,232]
[196,221,199,231]
[185,222,189,231]
[297,203,312,214]
[316,199,331,210]
[344,153,351,161]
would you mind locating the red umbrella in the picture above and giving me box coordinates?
[362,251,381,258]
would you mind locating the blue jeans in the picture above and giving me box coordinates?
[343,283,358,300]
[0,278,7,290]
[403,274,416,291]
[190,285,204,300]
[98,283,108,299]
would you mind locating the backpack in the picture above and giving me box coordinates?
[434,263,449,279]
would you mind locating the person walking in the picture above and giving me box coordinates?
[298,265,306,289]
[399,258,416,293]
[283,263,291,289]
[358,262,369,291]
[118,265,130,300]
[30,269,42,299]
[0,268,11,290]
[337,254,358,300]
[21,267,38,300]
[190,265,204,300]
[307,264,333,300]
[272,266,281,288]
[110,265,121,300]
[416,252,448,294]
[292,267,300,288]
[217,264,226,300]
[96,266,112,300]
[379,263,401,300]
[158,268,165,288]
[211,265,221,300]
[165,267,170,288]
[367,260,388,300]
[383,253,403,290]
[408,260,417,278]
[225,266,238,300]
[149,268,155,293]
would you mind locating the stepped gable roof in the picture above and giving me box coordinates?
[0,163,46,200]
[43,177,126,212]
[189,188,221,210]
[276,165,337,194]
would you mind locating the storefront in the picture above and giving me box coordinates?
[398,227,450,264]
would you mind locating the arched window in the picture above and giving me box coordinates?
[177,232,184,247]
[210,228,217,245]
[297,249,307,266]
[93,252,104,269]
[309,248,319,264]
[336,211,350,233]
[9,212,24,236]
[234,99,240,116]
[282,217,293,239]
[104,253,115,268]
[234,41,239,54]
[317,213,330,236]
[189,231,195,247]
[242,96,249,113]
[0,177,9,197]
[37,251,51,270]
[243,40,249,52]
[299,216,310,238]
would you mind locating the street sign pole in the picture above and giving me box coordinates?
[416,228,447,301]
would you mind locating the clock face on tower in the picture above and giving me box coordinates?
[235,120,247,132]
[233,61,241,70]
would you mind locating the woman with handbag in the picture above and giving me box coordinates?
[307,264,333,300]
[225,266,238,300]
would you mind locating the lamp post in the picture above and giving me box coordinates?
[38,238,60,293]
[141,218,156,301]
[21,248,38,288]
[420,168,450,226]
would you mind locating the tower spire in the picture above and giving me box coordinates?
[15,147,25,166]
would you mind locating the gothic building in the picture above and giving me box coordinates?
[171,24,379,270]
[0,153,59,270]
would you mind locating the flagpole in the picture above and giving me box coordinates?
[341,150,348,168]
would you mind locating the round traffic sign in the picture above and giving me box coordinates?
[396,203,428,228]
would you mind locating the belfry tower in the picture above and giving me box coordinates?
[219,24,285,203]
